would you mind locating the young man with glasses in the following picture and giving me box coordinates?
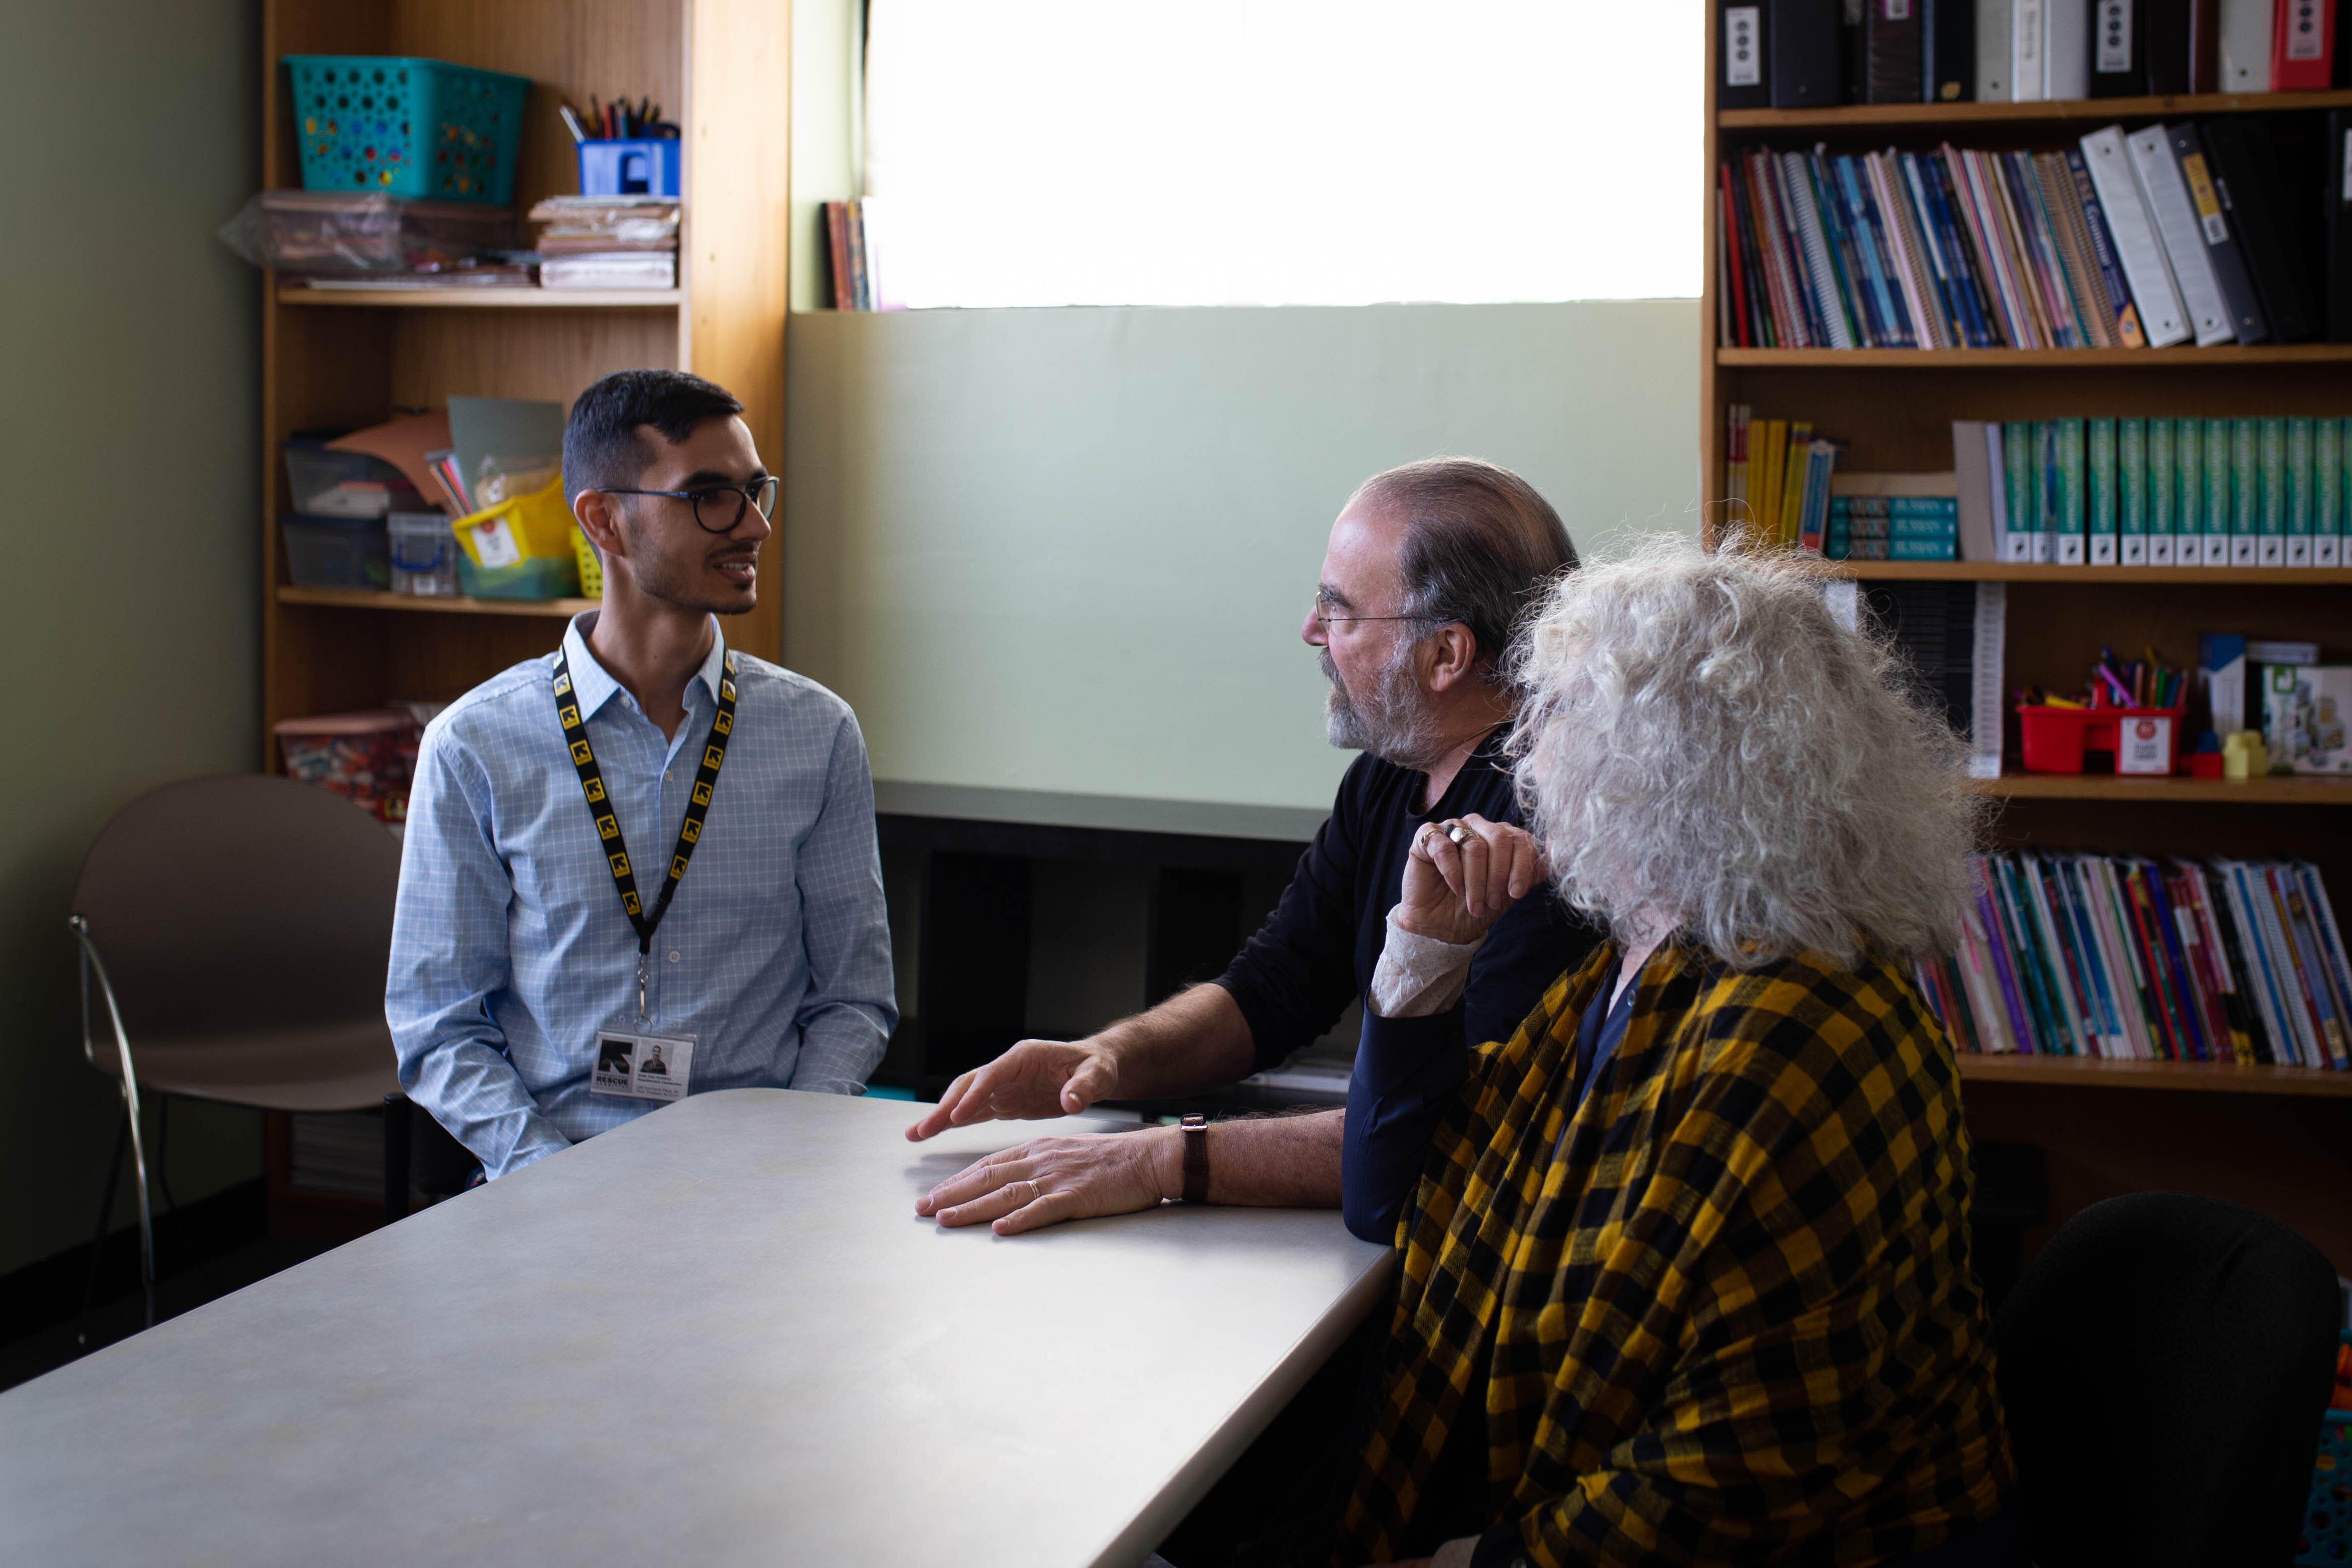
[907,458,1594,1236]
[388,369,895,1178]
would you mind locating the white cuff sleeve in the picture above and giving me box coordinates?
[1368,906,1486,1018]
[1431,1535,1481,1568]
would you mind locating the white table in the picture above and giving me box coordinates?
[0,1090,1393,1567]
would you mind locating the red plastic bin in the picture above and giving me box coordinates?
[2015,705,2187,776]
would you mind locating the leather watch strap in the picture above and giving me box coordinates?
[1180,1113,1210,1205]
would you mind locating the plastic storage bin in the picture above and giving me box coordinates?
[388,511,460,596]
[284,439,422,517]
[284,55,530,205]
[273,710,421,823]
[281,515,390,591]
[577,138,681,197]
[240,191,515,274]
[450,478,581,600]
[2015,705,2187,776]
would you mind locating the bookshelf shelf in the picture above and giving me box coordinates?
[276,587,595,619]
[1717,345,2352,369]
[1719,86,2352,132]
[1955,1055,2352,1096]
[276,284,682,310]
[1966,774,2352,805]
[1831,562,2352,584]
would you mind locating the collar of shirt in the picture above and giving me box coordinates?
[560,611,728,720]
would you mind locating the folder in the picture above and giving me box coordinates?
[2127,125,2236,345]
[2047,0,2093,97]
[2080,126,2190,346]
[2143,0,2197,92]
[1955,421,2002,562]
[2199,115,2317,345]
[1926,0,1977,100]
[2327,112,2352,343]
[2270,0,2334,90]
[2091,0,2150,93]
[1866,0,1924,102]
[2014,0,2051,100]
[2217,0,2272,90]
[1769,0,1843,107]
[1718,3,1772,110]
[1979,0,2018,98]
[2170,123,2269,344]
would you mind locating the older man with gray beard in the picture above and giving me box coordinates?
[905,457,1596,1235]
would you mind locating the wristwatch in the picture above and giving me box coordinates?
[1180,1114,1210,1205]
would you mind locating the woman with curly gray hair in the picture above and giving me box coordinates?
[1334,537,2019,1568]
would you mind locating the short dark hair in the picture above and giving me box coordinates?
[563,369,745,497]
[1351,457,1579,684]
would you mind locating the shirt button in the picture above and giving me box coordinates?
[667,951,681,963]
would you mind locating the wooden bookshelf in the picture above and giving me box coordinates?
[277,284,683,309]
[276,587,597,618]
[1699,6,2352,1271]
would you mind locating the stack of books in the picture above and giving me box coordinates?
[1918,851,2352,1070]
[1719,116,2352,351]
[1830,493,1961,560]
[527,196,678,289]
[1724,404,1843,549]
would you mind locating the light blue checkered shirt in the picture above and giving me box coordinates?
[387,613,896,1178]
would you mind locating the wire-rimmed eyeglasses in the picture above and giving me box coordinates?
[602,475,780,533]
[1313,590,1430,629]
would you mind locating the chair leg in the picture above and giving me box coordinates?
[128,1088,154,1330]
[75,1111,132,1349]
[153,1096,220,1300]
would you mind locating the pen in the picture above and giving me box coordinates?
[559,104,587,144]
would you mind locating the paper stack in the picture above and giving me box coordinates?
[528,195,678,289]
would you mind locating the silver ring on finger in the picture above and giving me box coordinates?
[1021,1179,1044,1205]
[1445,820,1473,845]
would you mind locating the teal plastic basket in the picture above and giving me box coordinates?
[284,56,530,205]
[2298,1331,2352,1567]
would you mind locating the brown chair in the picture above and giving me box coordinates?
[70,774,403,1325]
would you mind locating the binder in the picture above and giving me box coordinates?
[2047,0,2093,96]
[2217,0,2272,90]
[2205,417,2233,564]
[2119,418,2149,565]
[2127,125,2236,345]
[2328,112,2352,343]
[2144,0,2196,91]
[2003,420,2037,561]
[1954,421,2001,561]
[2270,0,2334,89]
[2258,415,2286,566]
[1866,0,1924,101]
[2015,0,2050,99]
[1925,0,1977,99]
[2188,0,2222,90]
[2170,123,2269,344]
[2092,0,2150,93]
[1719,3,1772,110]
[2080,125,2190,346]
[2089,418,2120,565]
[1770,0,1844,106]
[2148,414,2176,564]
[2229,417,2257,566]
[2199,115,2317,344]
[1979,0,2017,97]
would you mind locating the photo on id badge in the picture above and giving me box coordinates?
[592,1029,696,1101]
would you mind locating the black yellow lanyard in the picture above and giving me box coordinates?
[553,647,737,1020]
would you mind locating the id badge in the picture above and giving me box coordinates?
[590,1029,697,1102]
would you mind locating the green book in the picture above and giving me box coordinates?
[2203,418,2231,566]
[2146,416,2174,564]
[2257,416,2286,567]
[2003,420,2035,563]
[2230,417,2258,566]
[2053,418,2087,566]
[2088,418,2118,566]
[2037,423,2058,564]
[2119,418,2147,565]
[2285,417,2313,567]
[2319,418,2344,568]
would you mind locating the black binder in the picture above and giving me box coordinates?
[1864,0,1922,102]
[2169,123,2269,344]
[1719,2,1773,110]
[2091,0,2152,95]
[1771,0,1844,107]
[2200,116,2318,344]
[2329,112,2352,341]
[1923,0,1976,101]
[2142,0,2194,93]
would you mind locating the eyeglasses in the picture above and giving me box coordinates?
[1313,591,1429,629]
[601,476,780,534]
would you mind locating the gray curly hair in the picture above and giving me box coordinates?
[1508,535,1983,969]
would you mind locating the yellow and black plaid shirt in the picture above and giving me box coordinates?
[1340,940,2013,1566]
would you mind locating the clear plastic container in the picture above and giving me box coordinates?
[284,438,423,517]
[387,511,460,596]
[223,191,517,273]
[281,515,390,590]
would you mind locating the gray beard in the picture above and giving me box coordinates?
[1322,642,1445,770]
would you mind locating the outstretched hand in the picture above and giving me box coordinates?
[1397,812,1546,946]
[903,1038,1116,1142]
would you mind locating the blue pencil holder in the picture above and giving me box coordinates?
[285,55,530,205]
[577,139,680,198]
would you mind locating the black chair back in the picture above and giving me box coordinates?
[1993,1192,2339,1568]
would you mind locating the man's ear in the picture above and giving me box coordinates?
[573,488,629,558]
[1422,623,1482,692]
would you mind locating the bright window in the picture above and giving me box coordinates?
[861,0,1702,309]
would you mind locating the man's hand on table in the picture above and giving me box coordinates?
[903,1037,1118,1142]
[916,1126,1178,1235]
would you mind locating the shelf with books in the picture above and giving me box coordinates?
[276,587,595,619]
[1720,87,2352,134]
[1953,1054,2352,1096]
[1967,774,2352,805]
[1718,344,2352,368]
[1833,562,2352,584]
[277,284,683,310]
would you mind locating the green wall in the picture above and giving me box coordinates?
[0,2,264,1277]
[784,300,1702,812]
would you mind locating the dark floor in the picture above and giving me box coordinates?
[0,1235,335,1395]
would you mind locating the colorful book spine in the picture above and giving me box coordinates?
[2052,417,2087,565]
[2118,418,2148,565]
[2257,416,2286,567]
[2284,417,2313,567]
[2203,418,2233,566]
[2230,416,2260,567]
[2146,415,2175,565]
[2003,419,2036,562]
[2088,417,2118,565]
[2318,418,2344,568]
